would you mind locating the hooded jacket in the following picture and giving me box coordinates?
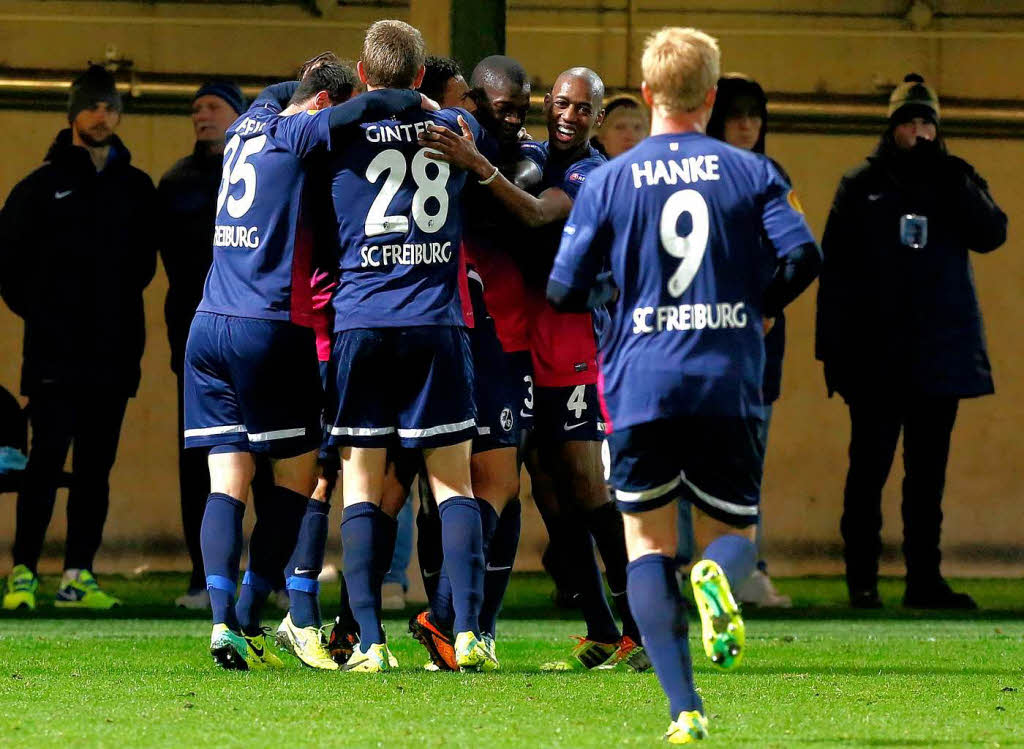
[0,129,157,397]
[815,134,1006,401]
[707,75,790,404]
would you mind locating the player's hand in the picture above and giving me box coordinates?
[517,127,532,141]
[419,93,440,111]
[418,115,490,178]
[763,317,775,336]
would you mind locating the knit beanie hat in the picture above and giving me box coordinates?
[68,65,122,123]
[193,80,246,116]
[888,73,939,124]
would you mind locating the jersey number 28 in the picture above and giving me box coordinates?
[660,188,709,298]
[365,148,450,237]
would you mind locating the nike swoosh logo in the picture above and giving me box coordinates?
[564,422,587,431]
[486,564,512,572]
[520,410,531,418]
[293,568,315,575]
[867,193,883,201]
[249,641,265,657]
[55,190,72,199]
[422,569,440,579]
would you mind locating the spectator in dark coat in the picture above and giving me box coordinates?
[0,65,157,610]
[816,74,1007,610]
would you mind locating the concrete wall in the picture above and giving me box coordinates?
[0,0,1021,573]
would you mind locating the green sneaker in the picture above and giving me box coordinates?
[210,623,254,671]
[54,570,121,609]
[3,565,38,611]
[690,559,744,670]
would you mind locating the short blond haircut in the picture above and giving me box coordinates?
[641,27,720,114]
[361,20,426,89]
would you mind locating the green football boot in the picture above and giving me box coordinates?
[666,710,709,744]
[690,559,745,669]
[243,628,285,669]
[3,565,39,611]
[55,570,121,609]
[210,623,255,671]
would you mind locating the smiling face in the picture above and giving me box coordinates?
[192,94,238,144]
[544,73,603,153]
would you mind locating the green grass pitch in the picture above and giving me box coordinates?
[1,574,1022,747]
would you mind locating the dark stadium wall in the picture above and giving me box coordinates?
[0,0,1021,573]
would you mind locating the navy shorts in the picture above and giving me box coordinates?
[606,416,763,527]
[470,317,520,454]
[326,326,476,449]
[183,312,322,458]
[534,383,606,443]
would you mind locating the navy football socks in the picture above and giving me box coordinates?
[341,501,384,646]
[703,533,758,591]
[479,499,519,638]
[201,493,245,630]
[438,496,484,637]
[627,554,703,718]
[235,512,276,636]
[586,502,642,642]
[286,498,329,629]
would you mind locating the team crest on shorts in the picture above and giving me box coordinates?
[500,408,514,432]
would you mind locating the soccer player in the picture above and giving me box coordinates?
[183,57,428,671]
[421,67,648,672]
[547,27,821,742]
[323,20,494,673]
[409,55,532,672]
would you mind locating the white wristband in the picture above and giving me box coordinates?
[478,166,500,185]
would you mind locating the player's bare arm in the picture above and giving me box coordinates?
[420,116,573,227]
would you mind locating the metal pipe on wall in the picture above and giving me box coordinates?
[1,68,1022,138]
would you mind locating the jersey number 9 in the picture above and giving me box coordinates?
[660,188,709,298]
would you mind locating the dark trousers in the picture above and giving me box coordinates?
[175,370,279,591]
[12,389,128,573]
[841,395,959,592]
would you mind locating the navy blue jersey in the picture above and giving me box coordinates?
[519,140,606,201]
[329,107,485,330]
[198,98,333,326]
[550,132,815,428]
[517,141,606,288]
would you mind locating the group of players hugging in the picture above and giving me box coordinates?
[183,18,820,744]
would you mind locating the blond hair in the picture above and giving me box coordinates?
[361,20,426,89]
[641,27,720,114]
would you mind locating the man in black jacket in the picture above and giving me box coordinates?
[0,65,157,610]
[816,74,1007,610]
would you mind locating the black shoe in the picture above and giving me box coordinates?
[849,588,883,609]
[903,580,977,610]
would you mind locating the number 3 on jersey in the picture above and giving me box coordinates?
[216,134,268,219]
[660,188,709,297]
[365,148,450,237]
